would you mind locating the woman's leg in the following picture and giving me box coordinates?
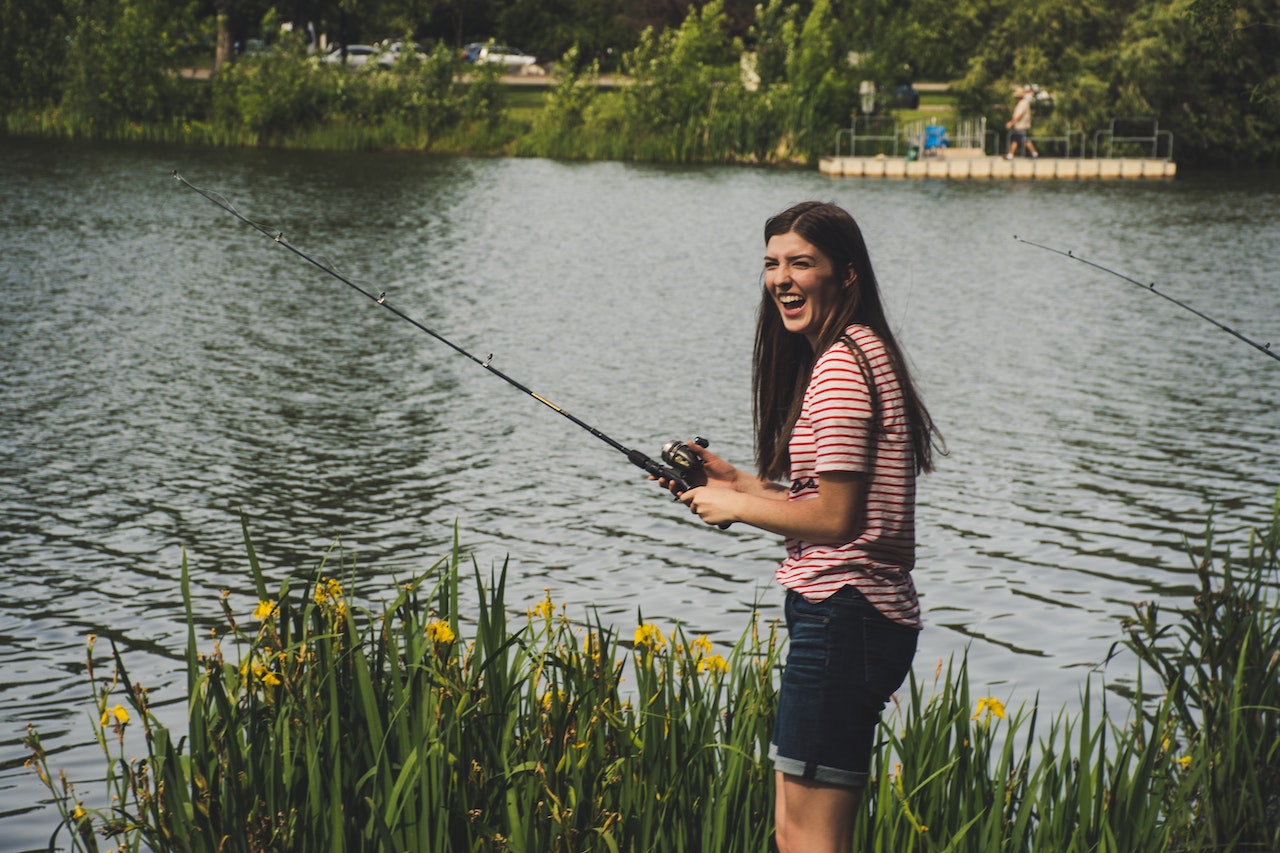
[774,771,863,853]
[770,587,918,852]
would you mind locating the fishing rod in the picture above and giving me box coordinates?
[1015,236,1279,364]
[171,170,716,509]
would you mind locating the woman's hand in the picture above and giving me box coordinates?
[679,485,745,527]
[653,440,741,496]
[684,442,741,491]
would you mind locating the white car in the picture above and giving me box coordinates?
[322,44,381,67]
[475,45,537,70]
[379,41,427,65]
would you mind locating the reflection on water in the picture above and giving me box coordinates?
[2,138,1278,846]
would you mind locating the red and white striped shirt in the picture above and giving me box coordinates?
[776,325,921,627]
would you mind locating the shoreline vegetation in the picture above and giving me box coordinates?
[25,494,1280,851]
[3,0,1278,168]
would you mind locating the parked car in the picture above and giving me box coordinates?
[480,45,536,69]
[379,41,426,66]
[889,83,919,109]
[322,44,380,67]
[235,38,268,56]
[463,41,537,69]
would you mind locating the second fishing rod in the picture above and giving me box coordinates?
[172,171,718,514]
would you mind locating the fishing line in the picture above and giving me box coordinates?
[1016,236,1278,363]
[172,170,711,503]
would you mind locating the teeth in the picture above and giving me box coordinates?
[779,294,803,305]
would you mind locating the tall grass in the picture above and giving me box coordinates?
[26,520,779,852]
[25,492,1280,851]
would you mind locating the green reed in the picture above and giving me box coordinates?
[25,491,1280,851]
[26,520,779,852]
[1121,491,1280,851]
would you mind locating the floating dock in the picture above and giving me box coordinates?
[819,153,1176,180]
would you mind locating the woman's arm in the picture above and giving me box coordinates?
[655,441,866,543]
[680,471,865,545]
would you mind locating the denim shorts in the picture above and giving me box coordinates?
[769,585,919,788]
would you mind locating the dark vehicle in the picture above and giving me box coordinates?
[889,83,919,109]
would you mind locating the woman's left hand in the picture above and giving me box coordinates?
[679,486,742,527]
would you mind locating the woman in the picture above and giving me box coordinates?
[670,200,941,852]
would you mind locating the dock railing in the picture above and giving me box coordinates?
[902,117,986,157]
[952,117,986,150]
[835,116,899,158]
[1093,117,1174,160]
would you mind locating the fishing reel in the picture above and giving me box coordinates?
[658,436,730,529]
[660,436,710,487]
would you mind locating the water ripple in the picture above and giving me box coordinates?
[2,139,1278,846]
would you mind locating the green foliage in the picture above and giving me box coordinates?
[776,0,858,160]
[5,0,1278,163]
[1122,491,1280,850]
[25,491,1280,850]
[953,0,1280,165]
[58,0,202,126]
[0,0,72,112]
[211,41,333,139]
[208,42,497,148]
[749,0,801,89]
[25,522,778,852]
[860,662,1183,851]
[518,46,604,158]
[621,0,748,160]
[835,0,986,84]
[518,0,862,164]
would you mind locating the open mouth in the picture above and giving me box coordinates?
[778,293,805,311]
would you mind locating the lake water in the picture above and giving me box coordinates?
[1,136,1278,847]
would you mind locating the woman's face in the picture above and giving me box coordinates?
[763,230,848,349]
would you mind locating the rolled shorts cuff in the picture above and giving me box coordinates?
[768,742,870,789]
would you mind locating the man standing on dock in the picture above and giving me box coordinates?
[1005,85,1039,159]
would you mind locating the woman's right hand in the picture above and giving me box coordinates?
[682,441,741,492]
[652,440,739,497]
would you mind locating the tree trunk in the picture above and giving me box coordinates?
[215,12,234,71]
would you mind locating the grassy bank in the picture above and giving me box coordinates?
[25,494,1280,851]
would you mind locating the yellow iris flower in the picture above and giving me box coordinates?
[972,696,1006,721]
[634,623,666,651]
[699,653,729,674]
[528,589,555,619]
[426,620,456,644]
[100,704,129,727]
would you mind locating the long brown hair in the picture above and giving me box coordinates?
[752,201,942,480]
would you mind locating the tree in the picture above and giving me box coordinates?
[206,0,274,70]
[0,0,73,111]
[496,0,634,67]
[1116,0,1280,165]
[954,0,1280,164]
[60,0,203,124]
